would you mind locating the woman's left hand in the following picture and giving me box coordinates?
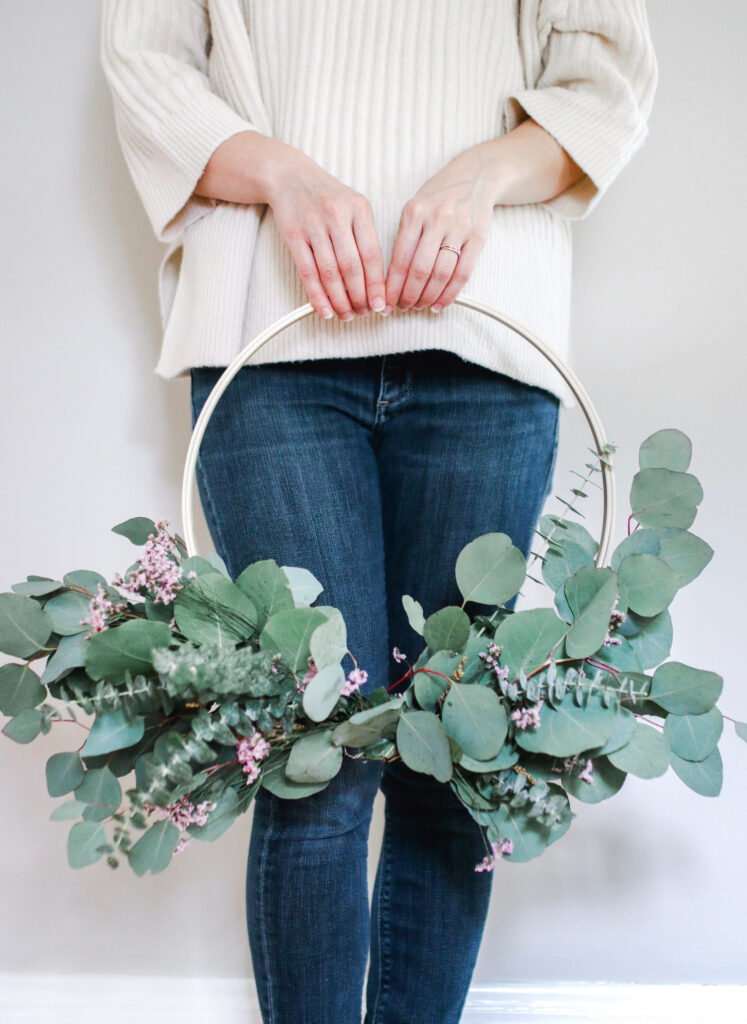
[384,142,502,313]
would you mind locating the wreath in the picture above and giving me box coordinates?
[2,425,744,876]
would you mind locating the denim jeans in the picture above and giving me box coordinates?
[189,349,560,1024]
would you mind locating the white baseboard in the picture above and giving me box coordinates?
[0,973,744,1023]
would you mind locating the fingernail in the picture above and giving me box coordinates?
[381,305,392,316]
[321,307,334,319]
[372,298,386,312]
[414,303,425,311]
[341,311,354,322]
[431,303,443,313]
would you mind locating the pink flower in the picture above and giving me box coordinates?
[510,699,543,730]
[79,582,128,634]
[173,836,190,857]
[237,730,272,785]
[578,758,594,784]
[297,655,318,694]
[114,518,184,605]
[474,837,514,872]
[144,797,217,832]
[478,641,510,686]
[342,667,368,696]
[392,647,407,663]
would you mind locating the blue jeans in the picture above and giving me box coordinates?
[190,350,560,1024]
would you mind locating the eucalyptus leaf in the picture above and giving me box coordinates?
[441,683,508,760]
[455,533,526,606]
[50,799,88,821]
[607,722,670,779]
[664,706,723,762]
[650,661,723,715]
[74,767,122,820]
[41,632,88,684]
[423,605,470,654]
[670,747,722,797]
[396,710,453,782]
[481,789,574,862]
[458,743,519,773]
[402,595,425,636]
[259,607,328,674]
[513,691,618,758]
[2,707,43,744]
[129,818,181,875]
[280,565,324,607]
[563,567,618,658]
[309,608,348,670]
[331,701,402,747]
[11,578,64,597]
[67,820,109,869]
[46,751,85,797]
[610,528,661,572]
[85,619,172,683]
[80,710,146,758]
[0,662,45,715]
[630,468,703,529]
[286,729,343,783]
[173,573,257,646]
[617,554,679,617]
[539,516,599,559]
[302,663,346,723]
[639,428,692,472]
[493,608,567,678]
[541,541,595,594]
[0,593,53,658]
[111,517,157,545]
[235,559,295,630]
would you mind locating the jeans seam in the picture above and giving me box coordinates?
[370,817,393,1024]
[257,795,276,1024]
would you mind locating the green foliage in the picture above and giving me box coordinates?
[649,661,723,715]
[80,710,145,758]
[670,747,723,797]
[423,605,470,654]
[564,567,619,658]
[259,606,328,674]
[302,663,345,723]
[402,594,426,635]
[111,517,157,545]
[286,729,343,784]
[1,427,737,876]
[235,558,295,631]
[0,662,45,715]
[493,609,567,678]
[441,683,508,760]
[173,572,257,646]
[0,593,53,658]
[128,818,181,876]
[513,691,619,758]
[606,722,670,779]
[396,710,452,782]
[455,532,526,606]
[86,619,171,683]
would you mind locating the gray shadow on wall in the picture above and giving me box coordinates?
[76,35,193,504]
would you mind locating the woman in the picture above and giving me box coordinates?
[101,2,657,1021]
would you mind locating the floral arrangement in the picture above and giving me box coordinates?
[1,428,743,876]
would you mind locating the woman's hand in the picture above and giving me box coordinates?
[266,149,389,321]
[385,142,502,314]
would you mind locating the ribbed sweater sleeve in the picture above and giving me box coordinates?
[504,0,658,220]
[100,0,263,243]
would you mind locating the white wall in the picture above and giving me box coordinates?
[1,0,745,986]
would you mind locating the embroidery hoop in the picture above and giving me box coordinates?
[181,297,615,566]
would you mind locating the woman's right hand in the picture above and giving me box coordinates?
[196,131,390,321]
[266,150,390,321]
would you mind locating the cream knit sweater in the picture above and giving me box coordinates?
[100,0,658,410]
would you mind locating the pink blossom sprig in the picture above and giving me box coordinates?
[478,640,510,688]
[342,667,368,696]
[602,596,628,648]
[79,582,129,634]
[143,796,218,857]
[510,698,544,730]
[237,730,272,785]
[112,518,184,605]
[474,837,514,872]
[297,655,317,694]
